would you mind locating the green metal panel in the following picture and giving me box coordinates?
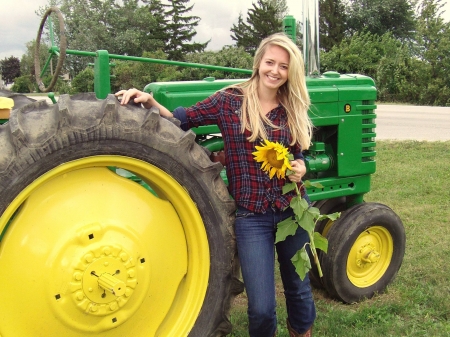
[306,175,371,202]
[144,79,246,110]
[283,16,297,42]
[94,50,111,99]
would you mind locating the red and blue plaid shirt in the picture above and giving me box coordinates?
[173,88,307,213]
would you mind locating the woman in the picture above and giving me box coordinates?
[116,33,314,337]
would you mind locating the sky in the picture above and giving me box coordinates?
[0,0,449,60]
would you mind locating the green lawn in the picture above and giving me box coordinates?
[229,140,450,337]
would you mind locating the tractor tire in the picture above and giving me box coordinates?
[0,89,36,110]
[308,197,347,289]
[321,202,405,303]
[0,93,243,337]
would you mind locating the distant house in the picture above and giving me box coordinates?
[0,74,4,90]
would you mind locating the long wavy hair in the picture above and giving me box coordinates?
[231,33,312,150]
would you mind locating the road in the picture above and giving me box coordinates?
[375,104,450,141]
[26,96,450,141]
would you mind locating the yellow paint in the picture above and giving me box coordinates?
[347,226,393,288]
[0,156,209,336]
[0,97,13,119]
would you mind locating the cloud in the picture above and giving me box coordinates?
[0,0,48,60]
[1,0,449,60]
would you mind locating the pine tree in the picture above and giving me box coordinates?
[145,0,170,51]
[319,0,347,51]
[164,0,209,61]
[230,0,284,56]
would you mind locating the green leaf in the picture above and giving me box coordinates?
[287,153,294,161]
[306,206,321,220]
[290,196,309,218]
[282,182,296,195]
[313,232,329,253]
[303,180,324,189]
[297,209,315,233]
[291,248,311,280]
[275,217,298,243]
[317,211,341,221]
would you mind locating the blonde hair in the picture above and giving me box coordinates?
[231,33,312,150]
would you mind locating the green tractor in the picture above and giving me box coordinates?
[0,3,405,336]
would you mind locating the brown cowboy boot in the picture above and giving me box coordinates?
[287,319,312,337]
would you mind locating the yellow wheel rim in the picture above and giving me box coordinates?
[0,156,209,337]
[322,219,335,237]
[347,226,393,288]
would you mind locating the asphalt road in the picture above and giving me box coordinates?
[26,96,450,141]
[375,104,450,141]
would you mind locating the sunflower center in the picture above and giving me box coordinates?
[266,149,284,169]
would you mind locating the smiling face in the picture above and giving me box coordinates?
[258,44,290,93]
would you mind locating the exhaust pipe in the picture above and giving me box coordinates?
[302,0,320,77]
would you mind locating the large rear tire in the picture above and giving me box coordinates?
[0,94,242,336]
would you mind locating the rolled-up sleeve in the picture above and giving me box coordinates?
[172,107,189,131]
[291,143,304,161]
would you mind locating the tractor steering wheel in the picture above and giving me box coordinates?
[34,7,67,93]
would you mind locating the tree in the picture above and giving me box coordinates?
[112,0,170,56]
[266,0,288,20]
[20,40,49,78]
[164,0,208,61]
[11,75,35,93]
[320,31,401,79]
[70,67,95,93]
[319,0,347,51]
[0,56,21,85]
[112,50,182,92]
[38,0,172,77]
[57,0,120,75]
[345,0,417,41]
[181,46,253,80]
[412,0,450,105]
[230,0,285,55]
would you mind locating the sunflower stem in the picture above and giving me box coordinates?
[309,236,323,277]
[295,183,324,278]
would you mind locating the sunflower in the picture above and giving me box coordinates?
[252,139,292,179]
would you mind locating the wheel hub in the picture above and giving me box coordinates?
[68,246,136,317]
[356,244,381,267]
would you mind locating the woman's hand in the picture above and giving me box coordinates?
[115,88,153,108]
[114,89,172,117]
[288,159,306,183]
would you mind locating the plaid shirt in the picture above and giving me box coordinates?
[173,88,307,213]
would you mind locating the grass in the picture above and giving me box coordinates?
[229,140,450,336]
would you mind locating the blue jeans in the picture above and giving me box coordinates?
[235,205,316,337]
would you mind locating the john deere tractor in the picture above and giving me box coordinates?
[0,2,405,336]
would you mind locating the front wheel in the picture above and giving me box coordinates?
[321,203,406,303]
[0,94,242,336]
